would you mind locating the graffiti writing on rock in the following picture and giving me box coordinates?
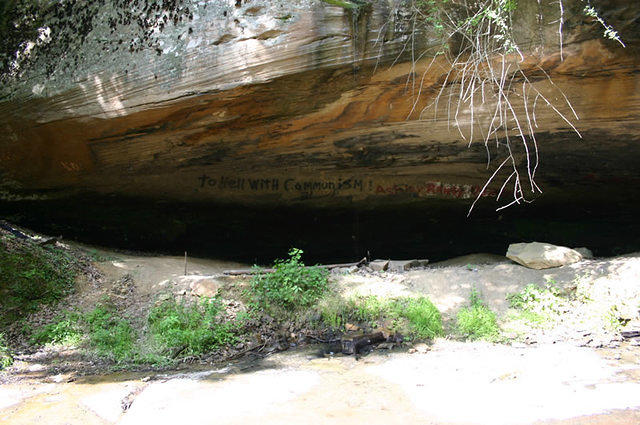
[197,173,495,199]
[374,182,497,199]
[198,174,366,195]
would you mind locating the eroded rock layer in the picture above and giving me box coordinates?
[0,0,639,213]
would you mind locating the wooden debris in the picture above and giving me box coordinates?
[223,258,366,276]
[341,332,385,355]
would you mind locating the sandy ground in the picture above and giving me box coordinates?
[339,253,640,315]
[2,341,640,425]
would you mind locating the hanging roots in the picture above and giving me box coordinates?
[373,0,623,214]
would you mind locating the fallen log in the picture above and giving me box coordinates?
[223,257,366,276]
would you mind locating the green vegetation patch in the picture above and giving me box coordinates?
[148,297,243,357]
[30,297,246,364]
[30,310,83,347]
[456,289,500,341]
[400,297,444,339]
[85,305,136,362]
[0,234,78,324]
[506,282,568,327]
[0,333,13,370]
[249,248,329,313]
[319,295,443,340]
[29,304,136,363]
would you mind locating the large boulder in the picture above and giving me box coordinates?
[506,242,583,269]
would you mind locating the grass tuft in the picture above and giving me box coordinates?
[456,288,500,341]
[397,297,443,339]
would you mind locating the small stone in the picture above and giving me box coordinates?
[141,376,151,382]
[28,363,45,372]
[184,276,222,297]
[157,293,172,302]
[414,343,430,354]
[337,266,358,274]
[408,348,417,354]
[51,374,66,383]
[573,247,594,259]
[345,323,359,332]
[369,260,390,272]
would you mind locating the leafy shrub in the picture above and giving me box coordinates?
[250,248,328,311]
[507,283,568,319]
[0,333,12,369]
[148,297,241,356]
[457,288,500,340]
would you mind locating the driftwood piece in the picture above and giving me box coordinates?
[223,257,366,276]
[341,332,385,355]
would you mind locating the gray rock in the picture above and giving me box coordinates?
[388,259,429,272]
[506,242,583,269]
[369,260,390,272]
[336,266,358,274]
[573,247,594,259]
[178,276,222,298]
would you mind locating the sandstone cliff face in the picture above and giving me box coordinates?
[0,0,639,210]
